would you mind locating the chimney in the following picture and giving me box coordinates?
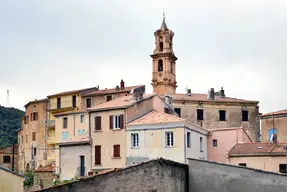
[97,85,100,89]
[132,86,145,101]
[165,94,172,106]
[186,89,192,96]
[219,87,225,98]
[120,79,125,90]
[115,85,120,91]
[209,88,215,100]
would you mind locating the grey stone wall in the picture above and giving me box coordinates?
[188,158,287,192]
[35,159,188,192]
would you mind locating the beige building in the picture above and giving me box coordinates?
[207,127,252,163]
[228,143,287,174]
[18,99,48,173]
[126,110,208,165]
[0,166,24,192]
[0,144,18,172]
[260,109,287,143]
[150,18,260,142]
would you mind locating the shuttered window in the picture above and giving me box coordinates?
[113,145,120,157]
[95,145,101,165]
[32,132,36,141]
[110,115,124,129]
[94,116,101,130]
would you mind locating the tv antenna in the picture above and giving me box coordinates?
[6,90,10,107]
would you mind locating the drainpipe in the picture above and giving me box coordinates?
[89,111,92,173]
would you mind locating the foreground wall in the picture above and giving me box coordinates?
[189,158,287,192]
[37,159,188,192]
[0,167,24,192]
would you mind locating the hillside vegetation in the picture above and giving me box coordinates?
[0,105,24,148]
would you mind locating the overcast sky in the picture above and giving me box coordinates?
[0,0,286,113]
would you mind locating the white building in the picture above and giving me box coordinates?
[126,110,208,165]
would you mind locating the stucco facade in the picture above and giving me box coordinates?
[207,127,252,163]
[0,166,24,192]
[260,109,287,143]
[18,99,48,173]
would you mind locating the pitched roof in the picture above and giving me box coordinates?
[57,135,90,146]
[88,94,156,112]
[127,110,185,126]
[261,109,287,117]
[0,144,18,154]
[47,86,98,98]
[82,85,145,97]
[0,166,24,178]
[229,143,287,156]
[166,93,258,104]
[35,163,55,172]
[24,98,48,108]
[54,109,87,117]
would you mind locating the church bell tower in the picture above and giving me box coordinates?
[151,15,178,96]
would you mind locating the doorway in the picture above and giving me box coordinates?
[80,156,85,176]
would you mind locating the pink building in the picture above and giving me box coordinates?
[207,127,252,163]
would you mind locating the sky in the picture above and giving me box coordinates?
[0,0,287,113]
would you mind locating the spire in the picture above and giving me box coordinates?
[160,12,168,30]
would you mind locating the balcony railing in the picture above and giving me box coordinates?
[49,101,76,111]
[46,120,55,128]
[76,167,86,177]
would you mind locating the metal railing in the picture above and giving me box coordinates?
[46,120,55,127]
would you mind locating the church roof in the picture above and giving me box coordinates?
[160,19,168,31]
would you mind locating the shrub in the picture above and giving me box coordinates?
[23,170,34,187]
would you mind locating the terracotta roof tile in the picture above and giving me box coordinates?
[127,110,185,126]
[47,87,98,98]
[166,93,258,103]
[35,164,55,172]
[55,109,87,116]
[261,109,287,117]
[24,98,48,108]
[82,85,145,97]
[229,143,287,156]
[88,93,156,111]
[58,135,90,145]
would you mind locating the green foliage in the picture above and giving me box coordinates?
[23,170,34,187]
[0,105,24,148]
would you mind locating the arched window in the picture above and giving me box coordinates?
[158,59,163,72]
[159,42,163,52]
[170,61,173,73]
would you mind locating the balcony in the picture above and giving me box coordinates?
[46,120,55,128]
[48,101,77,113]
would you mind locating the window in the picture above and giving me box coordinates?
[279,164,287,174]
[131,133,139,148]
[94,116,102,130]
[32,132,36,141]
[95,145,101,165]
[3,156,11,163]
[158,59,163,72]
[174,108,181,117]
[106,95,112,102]
[213,139,217,147]
[197,109,204,121]
[57,97,61,109]
[159,42,163,51]
[219,110,226,121]
[86,98,91,108]
[113,145,121,157]
[165,132,174,147]
[164,107,170,114]
[242,110,248,121]
[200,137,203,152]
[63,117,68,128]
[80,115,84,123]
[31,112,38,121]
[72,95,76,108]
[33,147,37,156]
[24,116,28,124]
[110,115,124,129]
[187,132,191,148]
[61,131,69,140]
[239,163,247,167]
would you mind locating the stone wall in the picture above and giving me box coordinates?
[34,172,58,190]
[34,158,188,192]
[188,158,287,192]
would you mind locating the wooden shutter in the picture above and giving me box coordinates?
[95,116,101,130]
[120,114,124,129]
[109,115,113,129]
[95,145,101,165]
[113,145,120,157]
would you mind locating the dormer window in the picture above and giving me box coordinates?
[158,59,163,72]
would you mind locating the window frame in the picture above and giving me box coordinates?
[113,115,121,129]
[72,95,77,108]
[219,110,226,121]
[165,132,174,147]
[197,109,204,121]
[200,137,203,152]
[86,98,92,108]
[3,155,11,164]
[80,115,84,123]
[174,108,181,117]
[131,133,139,148]
[63,117,68,128]
[32,132,36,141]
[187,132,191,148]
[213,139,217,147]
[106,95,113,102]
[113,145,121,158]
[242,110,249,121]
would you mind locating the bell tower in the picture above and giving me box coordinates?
[151,15,178,96]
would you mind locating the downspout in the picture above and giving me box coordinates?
[89,111,92,173]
